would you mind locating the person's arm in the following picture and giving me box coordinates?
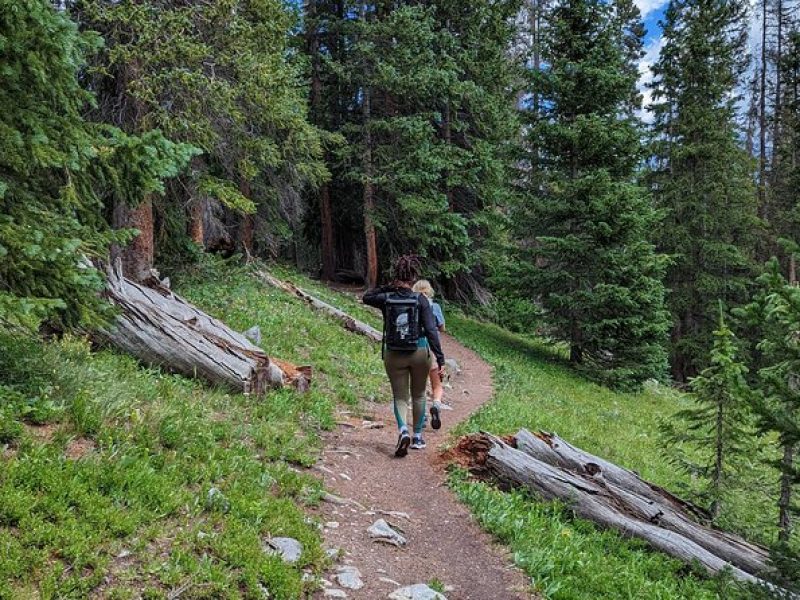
[432,303,446,333]
[419,295,445,367]
[362,286,390,310]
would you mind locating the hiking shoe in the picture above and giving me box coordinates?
[395,431,411,458]
[430,404,442,430]
[410,436,426,450]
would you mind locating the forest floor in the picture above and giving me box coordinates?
[311,334,530,600]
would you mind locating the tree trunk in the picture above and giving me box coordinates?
[363,84,378,289]
[320,182,336,280]
[259,271,382,342]
[307,0,336,280]
[777,441,794,542]
[569,319,582,363]
[455,431,773,585]
[239,179,254,261]
[512,430,769,575]
[100,260,311,394]
[759,0,769,226]
[711,400,724,520]
[443,100,455,211]
[188,197,205,246]
[772,0,783,176]
[113,196,155,282]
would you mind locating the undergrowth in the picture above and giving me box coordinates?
[0,257,385,599]
[447,313,774,599]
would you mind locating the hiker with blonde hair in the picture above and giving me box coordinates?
[413,279,445,430]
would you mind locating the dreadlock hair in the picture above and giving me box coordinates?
[391,255,422,286]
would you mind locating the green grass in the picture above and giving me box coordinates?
[447,313,773,600]
[0,258,386,599]
[266,265,383,332]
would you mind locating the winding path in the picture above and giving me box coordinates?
[312,334,531,599]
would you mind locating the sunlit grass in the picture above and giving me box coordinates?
[447,313,772,599]
[0,257,386,598]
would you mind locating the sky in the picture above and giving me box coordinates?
[636,0,668,114]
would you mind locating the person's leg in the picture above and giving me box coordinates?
[409,349,432,445]
[384,350,412,457]
[430,367,444,403]
[428,366,443,430]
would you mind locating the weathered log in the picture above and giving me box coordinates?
[513,430,770,576]
[258,271,382,342]
[101,261,310,395]
[456,432,771,586]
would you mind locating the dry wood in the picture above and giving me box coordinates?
[101,260,310,395]
[259,271,382,342]
[513,430,770,576]
[456,431,772,586]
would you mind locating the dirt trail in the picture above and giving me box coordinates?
[312,335,530,599]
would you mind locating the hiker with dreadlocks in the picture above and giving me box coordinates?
[363,255,446,457]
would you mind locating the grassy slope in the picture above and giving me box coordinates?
[0,261,776,599]
[0,259,385,599]
[447,314,769,600]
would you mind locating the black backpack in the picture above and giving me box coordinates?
[383,292,421,352]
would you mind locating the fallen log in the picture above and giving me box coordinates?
[101,260,311,395]
[258,271,382,343]
[456,431,771,586]
[513,430,770,576]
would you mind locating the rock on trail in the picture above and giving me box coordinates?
[388,584,448,600]
[311,334,530,599]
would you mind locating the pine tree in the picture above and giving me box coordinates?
[739,256,800,544]
[660,309,753,520]
[648,0,760,382]
[772,31,800,282]
[70,0,326,273]
[0,0,193,328]
[308,0,520,290]
[507,0,669,388]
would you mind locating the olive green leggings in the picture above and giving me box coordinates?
[384,348,432,434]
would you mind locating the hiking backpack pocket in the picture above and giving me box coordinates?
[384,293,421,351]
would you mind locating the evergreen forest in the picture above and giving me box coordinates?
[2,0,800,597]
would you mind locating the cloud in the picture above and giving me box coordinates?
[637,35,666,122]
[635,0,668,19]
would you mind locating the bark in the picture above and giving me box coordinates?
[711,400,724,521]
[778,442,794,542]
[320,180,336,281]
[759,0,769,224]
[363,84,378,289]
[112,196,155,282]
[188,196,205,246]
[772,0,783,176]
[100,260,311,395]
[455,431,773,585]
[239,179,254,261]
[307,0,336,280]
[258,271,382,342]
[569,319,582,364]
[513,430,770,576]
[443,101,454,211]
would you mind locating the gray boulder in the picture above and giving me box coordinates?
[263,537,303,564]
[388,584,447,600]
[243,325,262,345]
[336,565,364,590]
